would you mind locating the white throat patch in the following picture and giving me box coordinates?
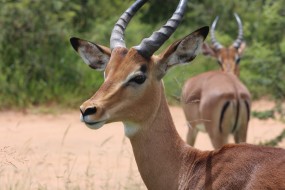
[123,121,140,138]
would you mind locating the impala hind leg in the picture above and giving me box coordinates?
[204,106,232,150]
[234,100,249,143]
[207,126,229,150]
[182,95,201,146]
[200,102,231,149]
[234,128,247,143]
[234,117,248,143]
[211,135,229,149]
[186,124,198,146]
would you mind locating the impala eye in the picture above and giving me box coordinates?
[129,74,146,84]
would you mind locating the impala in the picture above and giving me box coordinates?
[181,14,251,149]
[70,0,285,189]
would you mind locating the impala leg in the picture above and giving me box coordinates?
[234,118,248,143]
[182,94,201,146]
[234,100,249,143]
[201,100,231,150]
[205,111,230,150]
[210,134,229,149]
[186,124,198,146]
[206,122,229,149]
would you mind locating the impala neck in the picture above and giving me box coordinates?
[125,83,197,190]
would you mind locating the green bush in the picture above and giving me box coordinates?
[0,0,284,109]
[0,1,103,108]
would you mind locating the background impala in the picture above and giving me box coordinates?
[70,0,285,189]
[181,14,251,149]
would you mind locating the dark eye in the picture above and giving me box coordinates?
[129,75,146,84]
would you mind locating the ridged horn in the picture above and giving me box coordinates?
[210,16,223,50]
[232,13,243,49]
[135,0,188,58]
[110,0,147,51]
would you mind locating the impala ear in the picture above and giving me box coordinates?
[201,43,217,57]
[237,41,246,55]
[155,26,209,79]
[70,37,111,71]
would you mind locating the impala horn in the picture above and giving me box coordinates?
[110,0,147,51]
[232,13,243,49]
[210,16,223,50]
[135,0,188,58]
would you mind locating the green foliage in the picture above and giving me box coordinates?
[140,0,177,24]
[251,110,275,120]
[165,0,285,101]
[0,0,102,108]
[0,0,284,108]
[240,0,285,99]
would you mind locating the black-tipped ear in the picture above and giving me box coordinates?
[199,26,210,40]
[202,43,217,57]
[69,37,111,71]
[155,26,209,79]
[70,37,80,51]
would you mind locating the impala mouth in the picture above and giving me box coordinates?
[84,120,106,130]
[80,114,107,129]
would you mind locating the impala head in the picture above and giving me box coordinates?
[202,13,246,76]
[70,0,208,135]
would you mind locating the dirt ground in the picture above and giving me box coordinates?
[0,99,284,189]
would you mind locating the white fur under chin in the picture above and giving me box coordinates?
[123,121,140,138]
[85,121,106,130]
[80,114,107,130]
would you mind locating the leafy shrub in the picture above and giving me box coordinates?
[0,0,284,109]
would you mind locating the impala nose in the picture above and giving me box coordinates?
[80,106,97,117]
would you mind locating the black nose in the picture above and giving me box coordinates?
[81,106,97,117]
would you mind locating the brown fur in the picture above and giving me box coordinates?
[217,47,241,75]
[181,43,250,149]
[72,28,284,189]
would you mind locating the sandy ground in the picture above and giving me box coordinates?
[0,100,284,189]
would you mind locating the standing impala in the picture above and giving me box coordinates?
[70,0,285,189]
[181,14,251,149]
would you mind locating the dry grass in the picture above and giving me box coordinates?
[0,102,284,189]
[0,125,146,190]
